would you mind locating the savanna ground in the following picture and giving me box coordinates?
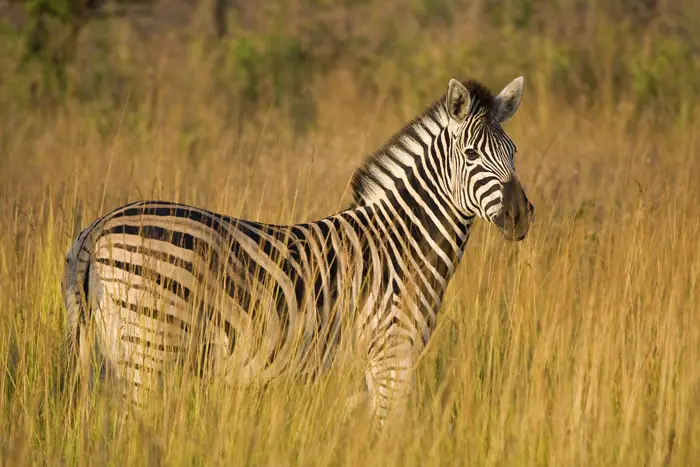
[1,0,700,465]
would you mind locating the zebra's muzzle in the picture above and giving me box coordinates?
[493,177,533,242]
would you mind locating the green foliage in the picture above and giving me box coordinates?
[220,33,316,130]
[484,0,533,29]
[19,0,84,95]
[629,38,700,116]
[410,0,454,27]
[3,0,700,128]
[228,36,260,105]
[24,0,73,19]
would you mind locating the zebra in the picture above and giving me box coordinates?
[62,76,534,426]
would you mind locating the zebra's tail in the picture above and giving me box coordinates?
[61,228,95,378]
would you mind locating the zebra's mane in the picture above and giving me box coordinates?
[350,80,495,206]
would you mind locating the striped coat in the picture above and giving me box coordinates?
[62,76,534,425]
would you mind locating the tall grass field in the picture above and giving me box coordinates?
[1,1,699,465]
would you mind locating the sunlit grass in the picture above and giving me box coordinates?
[2,90,699,465]
[1,2,700,464]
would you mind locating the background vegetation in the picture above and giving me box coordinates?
[1,0,699,465]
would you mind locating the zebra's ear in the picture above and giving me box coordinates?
[492,76,524,123]
[446,79,471,122]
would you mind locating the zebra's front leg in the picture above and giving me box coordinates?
[365,326,417,427]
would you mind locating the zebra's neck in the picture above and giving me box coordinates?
[347,98,475,298]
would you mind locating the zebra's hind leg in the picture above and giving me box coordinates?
[365,330,417,429]
[345,390,369,416]
[343,374,371,422]
[342,365,377,420]
[65,322,102,409]
[117,354,164,408]
[92,301,170,408]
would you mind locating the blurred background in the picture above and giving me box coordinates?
[2,0,699,116]
[1,0,699,226]
[1,0,700,222]
[1,0,699,216]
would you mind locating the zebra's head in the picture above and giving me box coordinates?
[444,77,534,241]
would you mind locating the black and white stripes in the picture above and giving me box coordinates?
[62,76,534,426]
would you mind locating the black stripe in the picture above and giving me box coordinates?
[110,242,195,274]
[111,202,289,260]
[120,334,181,353]
[201,302,237,354]
[105,223,196,251]
[103,224,256,312]
[81,260,91,325]
[96,258,193,302]
[112,298,191,332]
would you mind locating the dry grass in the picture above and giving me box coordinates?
[1,2,700,465]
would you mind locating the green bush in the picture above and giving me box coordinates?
[3,0,700,129]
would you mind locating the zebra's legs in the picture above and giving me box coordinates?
[345,390,369,415]
[366,326,416,427]
[70,322,99,405]
[343,373,371,421]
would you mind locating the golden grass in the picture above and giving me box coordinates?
[2,6,700,465]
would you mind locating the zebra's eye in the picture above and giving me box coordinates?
[465,148,479,160]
